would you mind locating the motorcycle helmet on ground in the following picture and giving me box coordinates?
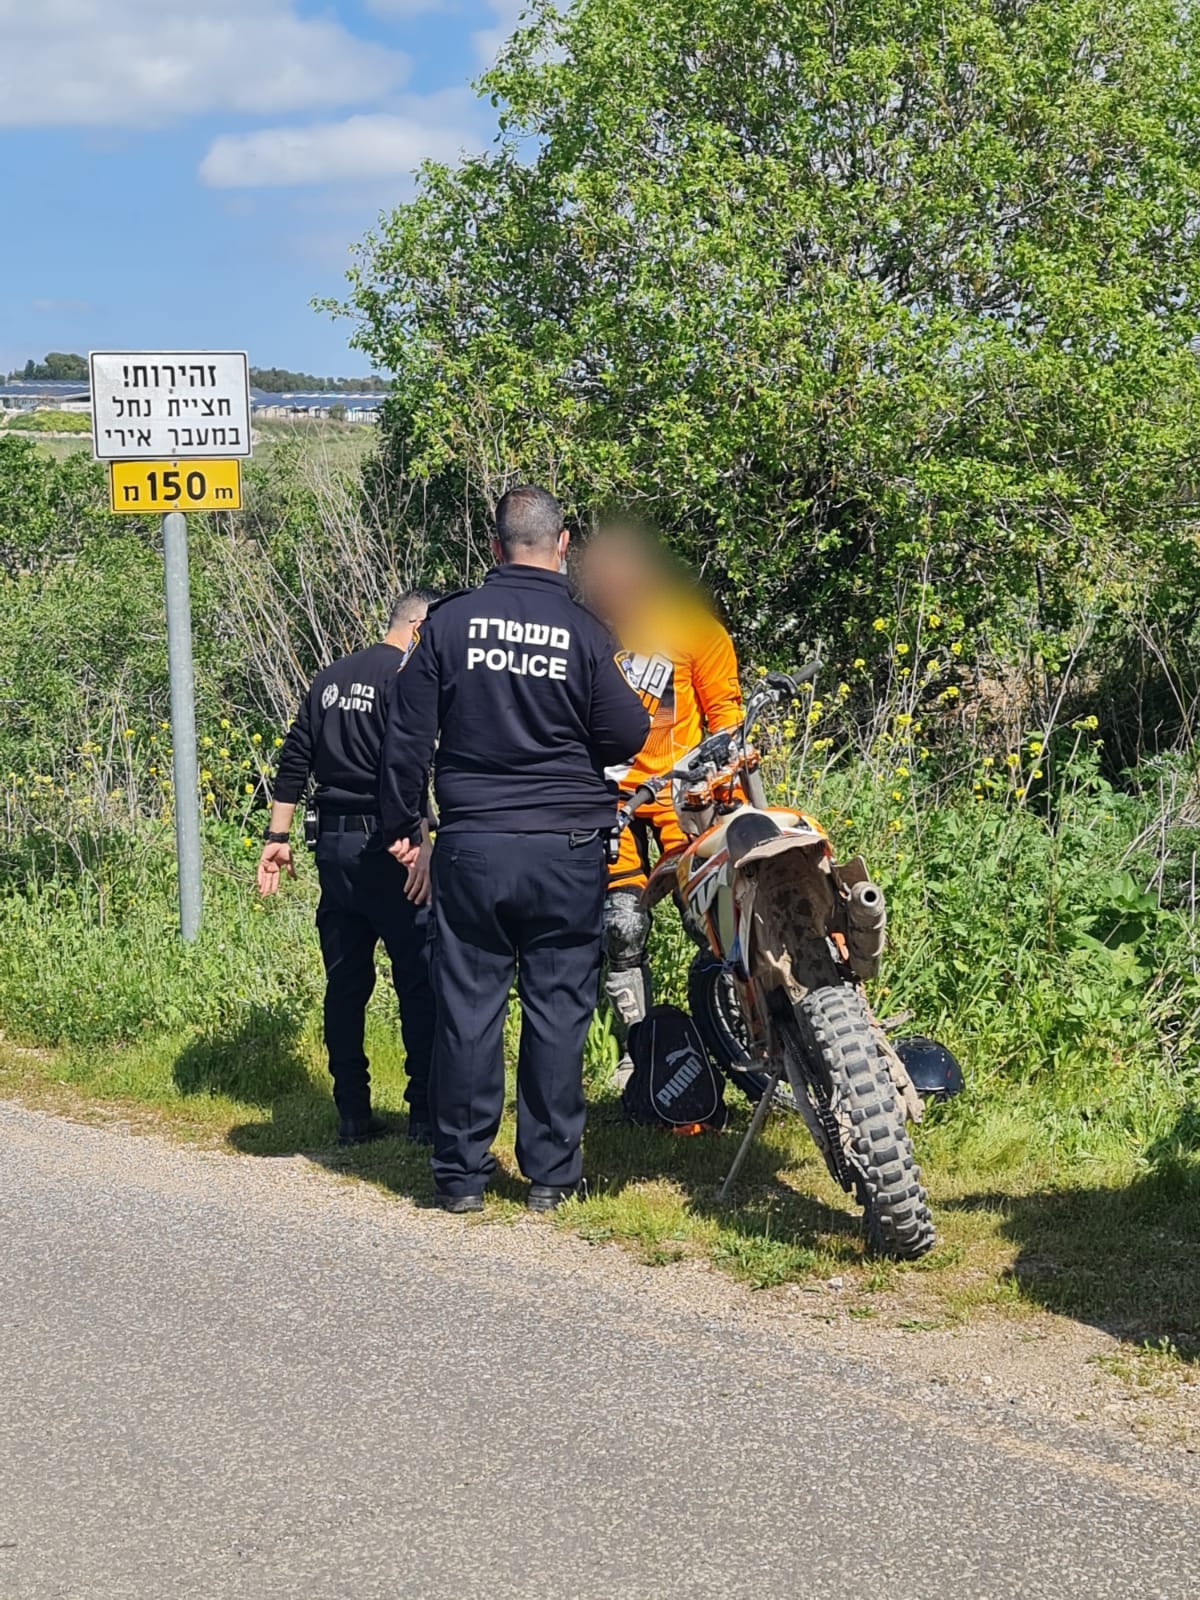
[893,1036,964,1102]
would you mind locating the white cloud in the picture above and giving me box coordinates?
[472,0,529,67]
[0,0,409,127]
[366,0,448,15]
[198,99,480,188]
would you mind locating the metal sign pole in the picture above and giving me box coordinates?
[162,511,202,941]
[90,350,252,941]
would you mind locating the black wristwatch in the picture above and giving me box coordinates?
[263,829,290,844]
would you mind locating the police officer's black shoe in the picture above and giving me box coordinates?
[406,1117,434,1146]
[526,1181,587,1213]
[337,1114,390,1147]
[434,1191,485,1214]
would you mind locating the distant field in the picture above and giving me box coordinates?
[3,409,91,435]
[8,414,377,468]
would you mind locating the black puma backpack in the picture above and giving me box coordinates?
[622,1005,729,1132]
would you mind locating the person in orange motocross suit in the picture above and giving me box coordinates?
[577,528,742,1073]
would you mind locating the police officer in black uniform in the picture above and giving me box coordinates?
[381,488,649,1212]
[258,589,439,1146]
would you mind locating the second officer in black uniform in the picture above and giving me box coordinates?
[258,589,439,1146]
[381,487,649,1211]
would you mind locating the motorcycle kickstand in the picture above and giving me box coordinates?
[717,1063,783,1203]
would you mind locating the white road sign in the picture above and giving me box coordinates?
[89,351,252,461]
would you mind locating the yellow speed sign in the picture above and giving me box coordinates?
[109,458,242,514]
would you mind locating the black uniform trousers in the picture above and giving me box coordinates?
[314,824,435,1122]
[428,830,607,1195]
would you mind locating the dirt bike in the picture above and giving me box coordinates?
[613,665,935,1260]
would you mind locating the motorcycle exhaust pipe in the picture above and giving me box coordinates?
[846,880,887,978]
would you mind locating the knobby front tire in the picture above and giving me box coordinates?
[792,986,935,1260]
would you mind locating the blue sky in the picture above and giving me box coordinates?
[0,0,518,378]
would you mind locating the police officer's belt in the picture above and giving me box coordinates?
[318,813,379,835]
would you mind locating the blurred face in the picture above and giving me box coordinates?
[578,534,655,629]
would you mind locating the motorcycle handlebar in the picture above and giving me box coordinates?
[615,658,821,837]
[624,779,661,815]
[766,658,821,695]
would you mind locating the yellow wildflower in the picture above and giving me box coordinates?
[251,733,262,744]
[896,713,913,728]
[1005,753,1019,767]
[895,764,910,778]
[220,718,231,730]
[853,658,866,669]
[1032,769,1043,780]
[896,643,909,656]
[928,613,941,628]
[872,618,886,632]
[950,641,963,656]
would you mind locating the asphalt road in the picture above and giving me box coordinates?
[1,1101,1197,1600]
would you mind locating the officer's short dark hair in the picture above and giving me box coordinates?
[390,587,439,629]
[495,485,564,558]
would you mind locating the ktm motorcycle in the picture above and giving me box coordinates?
[613,666,935,1260]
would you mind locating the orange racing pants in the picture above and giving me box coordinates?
[608,794,689,896]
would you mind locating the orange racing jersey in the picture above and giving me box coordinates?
[610,599,742,794]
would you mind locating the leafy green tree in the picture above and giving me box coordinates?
[337,0,1200,673]
[41,352,89,381]
[10,353,88,382]
[249,367,388,393]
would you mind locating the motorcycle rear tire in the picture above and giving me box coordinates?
[791,985,935,1261]
[687,956,769,1103]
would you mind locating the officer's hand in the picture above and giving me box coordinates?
[388,837,420,869]
[403,841,432,906]
[257,842,295,897]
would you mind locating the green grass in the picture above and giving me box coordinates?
[2,750,1199,1356]
[3,1002,1198,1350]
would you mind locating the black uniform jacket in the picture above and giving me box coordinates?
[381,565,649,841]
[274,641,408,815]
